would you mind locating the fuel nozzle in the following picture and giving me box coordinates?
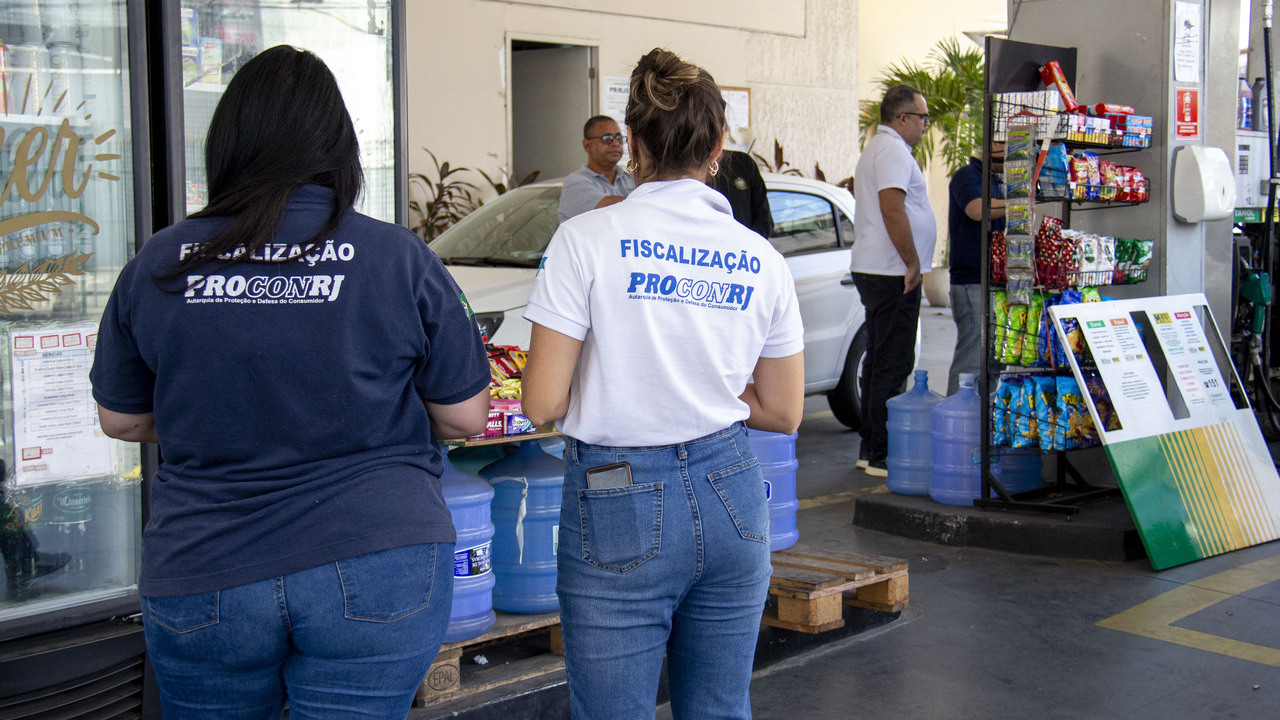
[1241,271,1273,336]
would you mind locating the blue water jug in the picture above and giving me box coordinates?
[886,370,944,496]
[929,374,983,506]
[439,449,496,642]
[993,449,1044,495]
[481,439,565,614]
[748,430,799,551]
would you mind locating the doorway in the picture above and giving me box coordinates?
[510,40,597,182]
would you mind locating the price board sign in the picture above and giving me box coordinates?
[1049,294,1280,569]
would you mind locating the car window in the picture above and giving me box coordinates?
[839,211,854,247]
[767,190,840,256]
[428,186,561,267]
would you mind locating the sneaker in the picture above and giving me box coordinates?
[864,460,888,478]
[856,447,870,469]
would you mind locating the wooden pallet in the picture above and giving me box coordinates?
[762,544,909,633]
[415,611,564,708]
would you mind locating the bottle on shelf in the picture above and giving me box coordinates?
[47,481,93,586]
[1253,77,1269,133]
[1239,77,1255,131]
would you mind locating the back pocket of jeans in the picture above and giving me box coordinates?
[144,591,220,634]
[338,544,440,622]
[578,483,662,574]
[707,459,769,543]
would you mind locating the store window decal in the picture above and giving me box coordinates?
[0,117,116,313]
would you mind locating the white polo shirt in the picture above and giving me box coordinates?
[850,125,937,276]
[526,179,804,446]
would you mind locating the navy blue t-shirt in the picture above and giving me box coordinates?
[91,185,490,596]
[948,157,1005,286]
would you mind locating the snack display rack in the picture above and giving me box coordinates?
[975,37,1153,514]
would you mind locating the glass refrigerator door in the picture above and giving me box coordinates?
[179,1,399,221]
[0,0,143,632]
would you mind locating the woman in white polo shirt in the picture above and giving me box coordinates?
[522,48,804,720]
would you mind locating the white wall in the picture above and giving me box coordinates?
[404,0,859,199]
[404,0,1010,263]
[858,0,1007,268]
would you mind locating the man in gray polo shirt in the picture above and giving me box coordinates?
[558,115,636,223]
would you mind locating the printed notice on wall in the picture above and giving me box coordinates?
[10,324,113,487]
[603,76,629,125]
[1173,1,1201,83]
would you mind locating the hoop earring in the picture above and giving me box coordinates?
[626,159,638,174]
[708,160,719,177]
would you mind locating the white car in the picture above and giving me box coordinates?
[428,173,868,429]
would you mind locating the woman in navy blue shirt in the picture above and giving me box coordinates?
[91,46,490,718]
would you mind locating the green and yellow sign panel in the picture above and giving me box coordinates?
[1050,294,1280,570]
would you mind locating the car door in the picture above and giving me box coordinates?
[766,187,863,392]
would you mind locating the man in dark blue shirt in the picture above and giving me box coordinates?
[947,143,1005,395]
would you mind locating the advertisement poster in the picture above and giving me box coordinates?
[9,324,114,487]
[1050,294,1280,569]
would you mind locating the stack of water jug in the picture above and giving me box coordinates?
[886,370,1042,505]
[437,425,804,643]
[438,439,565,643]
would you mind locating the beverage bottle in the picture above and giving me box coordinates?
[1240,78,1255,131]
[1253,77,1269,133]
[7,5,49,117]
[49,481,92,584]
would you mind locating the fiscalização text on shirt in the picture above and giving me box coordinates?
[618,238,760,311]
[177,239,354,305]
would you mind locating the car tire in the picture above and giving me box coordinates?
[827,326,867,430]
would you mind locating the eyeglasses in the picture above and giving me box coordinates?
[902,112,932,125]
[588,133,627,144]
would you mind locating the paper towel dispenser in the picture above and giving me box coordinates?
[1172,145,1236,222]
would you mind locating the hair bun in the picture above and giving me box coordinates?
[636,48,700,112]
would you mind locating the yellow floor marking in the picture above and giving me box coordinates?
[797,484,891,509]
[1097,553,1280,667]
[803,410,834,420]
[798,491,856,509]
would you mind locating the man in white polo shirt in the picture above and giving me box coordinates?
[850,84,937,478]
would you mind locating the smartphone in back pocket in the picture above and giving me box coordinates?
[585,462,633,490]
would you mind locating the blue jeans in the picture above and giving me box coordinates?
[142,543,454,719]
[948,282,982,396]
[557,424,772,720]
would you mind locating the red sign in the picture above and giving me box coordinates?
[1175,89,1199,137]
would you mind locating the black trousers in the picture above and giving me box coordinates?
[852,272,922,462]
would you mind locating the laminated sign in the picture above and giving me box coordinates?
[1049,294,1280,569]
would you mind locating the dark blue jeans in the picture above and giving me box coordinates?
[556,424,772,720]
[141,543,454,719]
[853,272,922,462]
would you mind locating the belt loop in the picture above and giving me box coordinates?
[565,436,578,464]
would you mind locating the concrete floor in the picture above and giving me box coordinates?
[656,301,1280,720]
[421,301,1280,719]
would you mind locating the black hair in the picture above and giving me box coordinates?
[625,48,725,181]
[881,84,923,123]
[159,45,362,284]
[583,115,617,138]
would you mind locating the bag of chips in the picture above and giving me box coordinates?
[1033,375,1058,451]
